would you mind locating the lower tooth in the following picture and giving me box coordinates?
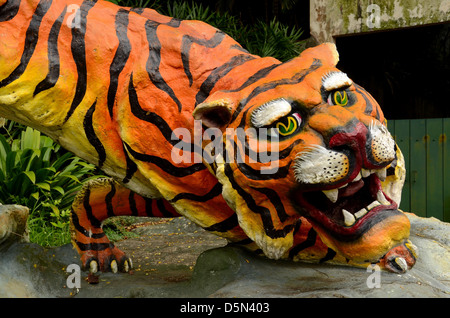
[367,201,381,210]
[342,209,356,226]
[355,208,368,219]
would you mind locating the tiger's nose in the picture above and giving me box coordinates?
[328,121,395,170]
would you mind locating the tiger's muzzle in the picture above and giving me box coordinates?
[291,121,400,240]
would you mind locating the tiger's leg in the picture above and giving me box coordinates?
[70,177,179,273]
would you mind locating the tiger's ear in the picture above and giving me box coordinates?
[193,99,233,129]
[299,42,339,67]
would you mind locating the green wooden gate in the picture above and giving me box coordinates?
[387,118,450,222]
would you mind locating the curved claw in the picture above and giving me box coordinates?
[391,257,408,273]
[405,240,419,258]
[111,260,118,273]
[89,260,98,274]
[80,246,133,274]
[122,259,133,273]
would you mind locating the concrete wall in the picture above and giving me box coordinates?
[310,0,450,43]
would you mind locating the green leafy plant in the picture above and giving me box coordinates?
[106,0,305,62]
[161,1,304,61]
[242,18,304,61]
[107,0,159,9]
[0,124,99,246]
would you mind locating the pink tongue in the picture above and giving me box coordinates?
[339,180,364,197]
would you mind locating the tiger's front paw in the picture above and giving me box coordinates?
[79,244,133,273]
[380,240,418,273]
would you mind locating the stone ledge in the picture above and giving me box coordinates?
[0,209,448,298]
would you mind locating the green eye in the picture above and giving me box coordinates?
[275,113,302,136]
[328,90,348,106]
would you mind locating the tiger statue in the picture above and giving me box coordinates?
[0,0,417,274]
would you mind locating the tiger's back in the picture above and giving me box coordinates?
[0,0,275,234]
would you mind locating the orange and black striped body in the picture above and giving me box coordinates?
[0,0,417,274]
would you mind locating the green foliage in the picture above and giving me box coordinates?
[240,18,304,61]
[163,1,304,61]
[0,123,99,246]
[107,0,305,62]
[102,216,141,242]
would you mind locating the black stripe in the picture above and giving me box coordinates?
[169,182,222,203]
[127,73,181,144]
[145,20,183,111]
[156,199,173,217]
[123,141,206,177]
[230,44,250,54]
[164,18,181,28]
[64,0,97,122]
[83,101,107,168]
[235,107,304,163]
[34,5,67,96]
[0,0,21,22]
[230,138,291,180]
[105,182,116,217]
[107,8,131,118]
[230,59,322,123]
[293,219,302,235]
[251,187,290,223]
[244,138,303,163]
[0,0,53,88]
[129,191,139,216]
[224,164,295,239]
[204,213,239,233]
[129,7,144,14]
[181,31,226,86]
[71,210,106,239]
[354,83,373,116]
[127,74,210,161]
[144,197,153,216]
[129,7,181,28]
[195,54,256,105]
[122,144,138,184]
[319,248,337,263]
[221,63,280,94]
[83,187,102,228]
[288,228,317,259]
[237,160,291,180]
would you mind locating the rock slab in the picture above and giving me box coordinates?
[0,207,448,298]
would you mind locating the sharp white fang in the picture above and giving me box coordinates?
[376,190,390,205]
[361,169,371,178]
[353,172,362,182]
[367,200,381,210]
[342,209,356,226]
[355,208,368,219]
[322,189,339,203]
[376,168,387,181]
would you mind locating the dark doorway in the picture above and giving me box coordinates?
[335,23,450,120]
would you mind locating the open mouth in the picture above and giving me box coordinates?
[292,167,398,240]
